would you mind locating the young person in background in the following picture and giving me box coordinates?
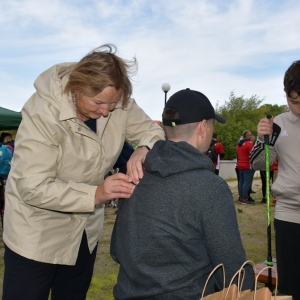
[250,60,300,299]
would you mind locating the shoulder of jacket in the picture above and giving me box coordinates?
[23,94,59,118]
[125,97,135,110]
[113,97,135,113]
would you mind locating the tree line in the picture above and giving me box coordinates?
[214,91,288,160]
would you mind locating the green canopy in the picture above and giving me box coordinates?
[0,107,22,130]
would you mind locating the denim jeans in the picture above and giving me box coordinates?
[238,169,255,199]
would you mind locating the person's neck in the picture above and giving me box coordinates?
[76,111,90,122]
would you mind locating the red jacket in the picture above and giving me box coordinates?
[236,139,254,170]
[214,142,225,169]
[270,158,278,171]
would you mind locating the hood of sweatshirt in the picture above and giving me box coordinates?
[143,140,214,178]
[237,138,250,147]
[33,63,76,112]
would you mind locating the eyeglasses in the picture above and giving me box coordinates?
[88,97,120,109]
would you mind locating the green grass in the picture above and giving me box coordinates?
[87,274,117,300]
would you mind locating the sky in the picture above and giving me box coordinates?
[1,0,300,121]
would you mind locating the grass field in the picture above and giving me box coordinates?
[0,177,275,299]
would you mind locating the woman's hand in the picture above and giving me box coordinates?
[94,173,135,206]
[126,147,149,184]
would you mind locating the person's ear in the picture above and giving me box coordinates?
[197,120,206,139]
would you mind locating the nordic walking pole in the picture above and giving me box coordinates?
[264,114,273,291]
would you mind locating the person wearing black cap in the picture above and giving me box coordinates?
[111,88,254,299]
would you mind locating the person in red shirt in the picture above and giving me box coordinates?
[236,130,255,205]
[212,133,225,175]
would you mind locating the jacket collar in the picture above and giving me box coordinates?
[59,73,77,122]
[288,110,300,122]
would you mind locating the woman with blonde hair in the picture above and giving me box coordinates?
[2,44,164,300]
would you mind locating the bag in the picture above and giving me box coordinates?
[238,266,292,300]
[201,262,292,300]
[206,142,217,163]
[201,262,252,300]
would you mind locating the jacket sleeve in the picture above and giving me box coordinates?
[250,138,278,170]
[0,146,12,175]
[215,142,225,157]
[0,146,12,164]
[11,104,96,213]
[124,99,165,148]
[201,181,254,291]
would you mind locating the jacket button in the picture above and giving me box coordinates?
[77,127,81,132]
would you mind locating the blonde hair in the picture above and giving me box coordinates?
[64,44,138,106]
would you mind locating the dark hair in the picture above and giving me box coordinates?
[162,107,180,122]
[64,44,138,106]
[283,60,300,98]
[242,130,251,138]
[162,107,203,141]
[0,132,12,143]
[212,132,217,139]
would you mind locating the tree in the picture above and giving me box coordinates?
[214,92,288,160]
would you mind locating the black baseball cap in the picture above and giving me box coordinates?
[163,88,226,126]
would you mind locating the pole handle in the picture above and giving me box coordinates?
[264,115,272,145]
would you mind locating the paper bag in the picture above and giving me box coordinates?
[202,284,237,300]
[238,287,271,300]
[238,287,292,300]
[201,263,292,300]
[201,262,252,300]
[202,285,252,300]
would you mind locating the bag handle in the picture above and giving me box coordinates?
[224,268,243,299]
[237,260,256,298]
[224,260,256,299]
[200,264,225,299]
[254,266,277,299]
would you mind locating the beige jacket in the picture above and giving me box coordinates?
[3,63,165,265]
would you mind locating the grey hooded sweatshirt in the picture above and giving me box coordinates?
[111,140,254,299]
